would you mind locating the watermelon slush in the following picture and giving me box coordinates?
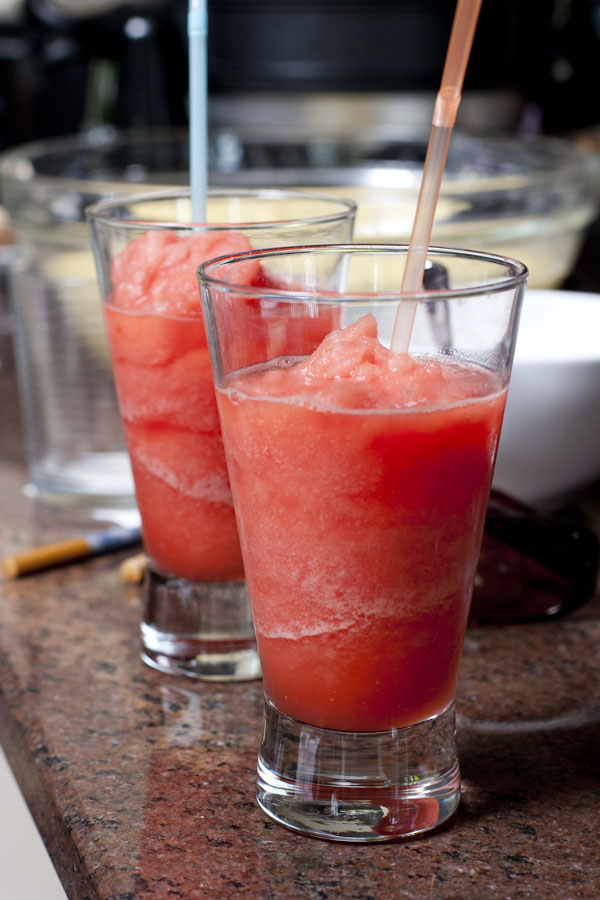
[104,229,340,583]
[104,229,263,582]
[217,314,507,732]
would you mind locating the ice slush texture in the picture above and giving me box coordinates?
[106,230,259,582]
[218,315,507,730]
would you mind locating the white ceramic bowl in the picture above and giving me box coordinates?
[493,289,600,507]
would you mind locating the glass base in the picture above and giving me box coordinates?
[24,480,140,529]
[140,568,261,682]
[257,699,460,842]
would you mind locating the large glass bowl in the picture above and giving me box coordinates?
[1,126,599,289]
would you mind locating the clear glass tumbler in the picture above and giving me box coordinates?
[199,244,527,837]
[88,189,355,681]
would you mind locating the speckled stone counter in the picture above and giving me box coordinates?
[1,334,599,900]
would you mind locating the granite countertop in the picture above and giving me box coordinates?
[0,334,599,900]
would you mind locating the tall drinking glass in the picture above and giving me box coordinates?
[87,189,355,681]
[199,244,527,838]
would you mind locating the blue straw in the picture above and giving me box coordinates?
[188,0,208,223]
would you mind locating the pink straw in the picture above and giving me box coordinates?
[390,0,483,354]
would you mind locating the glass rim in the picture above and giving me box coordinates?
[197,243,529,304]
[85,186,357,231]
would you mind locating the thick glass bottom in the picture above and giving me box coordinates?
[24,475,139,529]
[140,568,261,682]
[257,699,460,842]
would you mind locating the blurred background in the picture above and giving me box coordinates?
[0,0,599,147]
[1,0,600,283]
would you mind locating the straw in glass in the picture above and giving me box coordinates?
[188,0,208,224]
[390,0,483,354]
